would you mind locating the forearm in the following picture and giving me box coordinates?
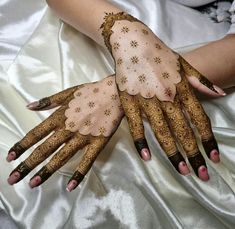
[183,35,235,88]
[46,0,120,47]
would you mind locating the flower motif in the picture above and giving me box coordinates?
[84,119,91,126]
[75,91,82,97]
[99,127,106,135]
[113,42,120,51]
[75,107,81,113]
[131,56,139,64]
[111,94,118,100]
[117,58,123,65]
[93,88,99,93]
[130,40,138,48]
[162,72,170,79]
[155,43,162,50]
[164,88,173,97]
[88,101,95,108]
[107,80,113,86]
[104,109,111,116]
[142,29,149,35]
[68,121,75,128]
[120,76,128,84]
[138,74,146,83]
[121,26,130,33]
[154,57,161,64]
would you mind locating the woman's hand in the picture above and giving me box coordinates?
[100,12,225,181]
[7,76,124,192]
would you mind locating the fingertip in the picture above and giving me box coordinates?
[178,161,190,175]
[198,166,210,181]
[6,151,16,162]
[7,171,21,185]
[140,148,151,161]
[26,101,39,110]
[29,176,42,188]
[66,180,78,192]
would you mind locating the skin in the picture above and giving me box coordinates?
[7,0,234,189]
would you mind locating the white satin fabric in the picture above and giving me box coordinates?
[0,0,235,228]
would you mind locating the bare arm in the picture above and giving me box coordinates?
[183,35,235,89]
[46,0,235,89]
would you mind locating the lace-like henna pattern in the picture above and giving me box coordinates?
[65,77,124,137]
[100,12,140,54]
[100,12,181,101]
[9,143,25,158]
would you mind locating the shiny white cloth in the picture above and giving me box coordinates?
[0,0,235,228]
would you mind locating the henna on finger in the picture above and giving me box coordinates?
[119,91,150,160]
[138,95,188,174]
[27,86,78,110]
[7,108,66,162]
[177,76,220,163]
[67,136,108,191]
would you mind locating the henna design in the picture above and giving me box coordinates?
[10,162,31,181]
[100,12,140,53]
[32,166,52,185]
[168,152,186,173]
[34,97,51,110]
[134,138,149,156]
[202,138,219,158]
[188,153,206,176]
[131,56,139,64]
[9,142,25,158]
[69,171,84,185]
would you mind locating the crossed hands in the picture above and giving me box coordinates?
[7,12,224,191]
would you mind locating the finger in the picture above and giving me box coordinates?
[7,129,73,185]
[28,132,89,188]
[119,91,151,161]
[27,86,78,110]
[161,97,209,181]
[138,95,190,175]
[177,76,220,164]
[67,136,108,192]
[179,56,226,97]
[7,107,66,162]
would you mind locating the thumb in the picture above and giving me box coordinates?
[26,85,78,111]
[179,56,226,97]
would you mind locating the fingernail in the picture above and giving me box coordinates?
[140,148,151,161]
[26,101,39,109]
[29,176,42,188]
[66,180,78,192]
[178,161,190,175]
[7,171,21,185]
[213,85,226,96]
[210,149,220,163]
[198,166,210,181]
[6,151,16,162]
